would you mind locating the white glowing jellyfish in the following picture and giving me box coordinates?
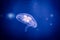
[16,13,37,32]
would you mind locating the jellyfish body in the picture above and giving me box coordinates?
[16,13,37,32]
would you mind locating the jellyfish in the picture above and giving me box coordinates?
[16,13,37,32]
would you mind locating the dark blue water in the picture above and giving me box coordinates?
[0,0,60,40]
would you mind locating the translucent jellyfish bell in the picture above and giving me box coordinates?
[16,13,37,32]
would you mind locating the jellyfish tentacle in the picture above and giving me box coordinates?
[25,26,29,32]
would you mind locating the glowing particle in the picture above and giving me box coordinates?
[50,14,54,17]
[45,18,48,21]
[50,23,53,26]
[8,13,15,19]
[16,13,37,32]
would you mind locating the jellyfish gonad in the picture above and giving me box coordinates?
[16,13,37,32]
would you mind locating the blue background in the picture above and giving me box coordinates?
[0,0,60,40]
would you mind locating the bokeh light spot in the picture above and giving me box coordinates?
[7,13,15,19]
